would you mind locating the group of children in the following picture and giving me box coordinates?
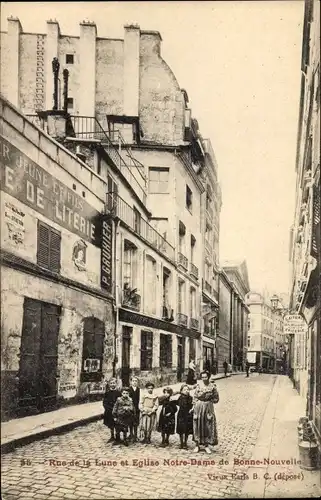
[103,376,194,448]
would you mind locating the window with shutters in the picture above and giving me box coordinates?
[81,317,105,382]
[160,333,172,368]
[37,221,61,273]
[107,174,118,212]
[140,330,153,370]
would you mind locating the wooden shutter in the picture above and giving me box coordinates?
[49,229,61,273]
[37,222,50,269]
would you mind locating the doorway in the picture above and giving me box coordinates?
[18,298,61,413]
[121,326,132,387]
[177,336,185,382]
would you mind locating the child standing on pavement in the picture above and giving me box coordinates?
[176,384,194,449]
[112,387,136,446]
[103,378,121,443]
[157,387,177,447]
[139,382,159,444]
[128,376,140,442]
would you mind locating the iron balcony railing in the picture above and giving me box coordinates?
[177,313,188,327]
[26,114,147,206]
[190,318,199,331]
[190,262,199,280]
[106,193,175,262]
[178,252,188,270]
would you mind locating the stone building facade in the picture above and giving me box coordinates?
[218,262,250,372]
[0,96,115,419]
[289,0,320,445]
[0,19,223,386]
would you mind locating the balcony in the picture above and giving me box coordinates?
[177,313,188,327]
[178,252,188,270]
[190,318,199,331]
[190,262,199,280]
[27,114,148,207]
[122,284,141,311]
[106,194,175,261]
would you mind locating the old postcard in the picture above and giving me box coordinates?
[1,1,320,499]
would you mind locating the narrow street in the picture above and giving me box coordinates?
[3,375,277,499]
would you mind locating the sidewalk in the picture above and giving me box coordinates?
[241,375,321,498]
[1,371,241,453]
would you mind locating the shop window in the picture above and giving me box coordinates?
[37,221,61,273]
[160,333,172,368]
[81,317,105,382]
[140,330,153,370]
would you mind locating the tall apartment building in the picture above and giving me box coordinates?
[289,0,320,444]
[0,19,222,387]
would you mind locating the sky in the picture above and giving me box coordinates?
[1,1,305,295]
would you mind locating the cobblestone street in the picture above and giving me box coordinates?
[1,375,280,499]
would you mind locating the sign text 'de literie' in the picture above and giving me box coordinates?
[0,137,100,246]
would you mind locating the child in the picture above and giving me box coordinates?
[176,384,194,449]
[128,376,140,442]
[157,387,177,447]
[103,378,121,443]
[112,387,136,446]
[139,382,159,444]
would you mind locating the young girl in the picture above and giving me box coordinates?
[176,384,194,449]
[139,382,159,444]
[103,378,121,443]
[128,376,140,442]
[112,387,136,446]
[157,387,177,447]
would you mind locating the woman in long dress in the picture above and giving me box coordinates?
[186,359,196,385]
[192,370,219,454]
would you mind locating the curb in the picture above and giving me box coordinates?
[1,371,244,454]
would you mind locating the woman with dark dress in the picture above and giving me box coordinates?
[186,359,196,386]
[128,376,140,442]
[176,384,194,449]
[157,387,177,447]
[103,377,121,443]
[192,370,219,454]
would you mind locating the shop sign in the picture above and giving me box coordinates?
[100,216,113,293]
[283,314,307,335]
[0,136,101,246]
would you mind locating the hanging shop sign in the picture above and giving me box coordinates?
[283,314,307,335]
[100,216,113,293]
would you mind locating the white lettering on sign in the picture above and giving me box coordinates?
[101,218,113,292]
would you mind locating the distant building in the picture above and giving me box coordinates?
[289,0,320,445]
[245,292,287,373]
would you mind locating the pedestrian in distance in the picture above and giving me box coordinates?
[157,387,177,447]
[103,377,121,443]
[192,370,219,455]
[245,361,250,378]
[223,359,228,377]
[176,384,194,449]
[128,376,140,442]
[112,386,136,446]
[139,382,159,444]
[186,359,197,386]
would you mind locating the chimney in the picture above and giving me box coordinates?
[79,21,96,117]
[45,20,60,110]
[6,17,22,106]
[123,24,140,116]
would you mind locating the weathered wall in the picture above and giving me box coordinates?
[218,278,232,367]
[96,39,124,118]
[139,32,185,145]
